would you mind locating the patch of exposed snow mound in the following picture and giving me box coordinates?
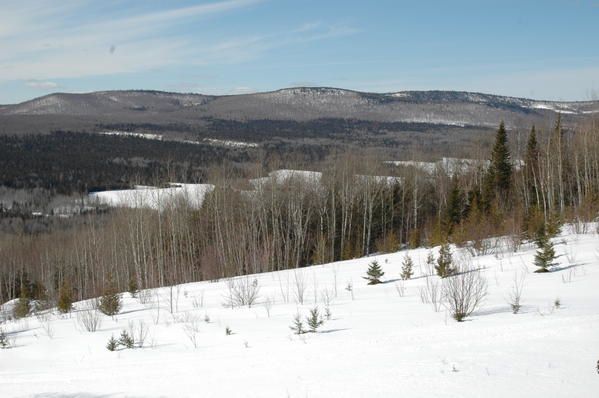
[88,183,214,210]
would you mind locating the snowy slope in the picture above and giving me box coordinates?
[1,227,598,397]
[88,183,215,210]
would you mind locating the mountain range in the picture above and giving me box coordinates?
[2,87,598,123]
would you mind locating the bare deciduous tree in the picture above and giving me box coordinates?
[76,303,102,332]
[442,266,488,322]
[223,277,261,308]
[507,270,526,314]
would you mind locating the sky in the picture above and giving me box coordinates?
[1,0,599,104]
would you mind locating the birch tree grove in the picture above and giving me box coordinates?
[1,119,599,305]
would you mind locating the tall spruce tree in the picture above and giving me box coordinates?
[492,122,513,194]
[483,121,513,210]
[524,126,540,208]
[444,177,464,235]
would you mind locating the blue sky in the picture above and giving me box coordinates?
[1,0,598,103]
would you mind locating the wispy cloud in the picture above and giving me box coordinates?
[0,0,263,81]
[25,80,59,89]
[0,1,357,85]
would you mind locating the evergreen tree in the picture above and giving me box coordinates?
[524,126,540,207]
[57,281,74,314]
[426,250,436,274]
[0,329,9,348]
[363,260,384,285]
[118,330,134,348]
[290,313,305,335]
[435,242,455,278]
[534,229,557,272]
[491,121,513,195]
[106,335,118,351]
[99,275,122,316]
[483,121,513,210]
[13,281,30,319]
[444,177,464,234]
[400,254,414,280]
[306,307,324,332]
[128,276,139,298]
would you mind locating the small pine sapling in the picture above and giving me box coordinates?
[106,335,118,351]
[436,242,455,278]
[13,282,30,319]
[57,281,74,314]
[306,307,324,332]
[324,306,332,320]
[0,328,9,348]
[99,275,122,316]
[363,260,384,285]
[401,254,414,280]
[128,277,139,298]
[534,231,557,273]
[118,330,134,349]
[426,251,436,275]
[290,313,305,335]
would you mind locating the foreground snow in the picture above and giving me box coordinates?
[1,228,598,397]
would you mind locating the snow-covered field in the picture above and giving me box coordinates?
[1,228,598,397]
[88,183,214,210]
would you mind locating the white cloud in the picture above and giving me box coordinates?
[229,86,255,94]
[0,1,357,84]
[0,0,264,81]
[25,80,59,89]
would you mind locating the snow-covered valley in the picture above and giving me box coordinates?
[1,228,598,397]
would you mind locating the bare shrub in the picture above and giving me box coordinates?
[36,312,55,338]
[345,280,355,300]
[192,291,205,309]
[572,219,588,235]
[223,277,261,308]
[277,273,290,304]
[166,285,182,314]
[507,271,526,314]
[394,281,406,297]
[263,296,274,317]
[293,271,307,305]
[443,266,488,322]
[564,243,577,265]
[320,288,334,319]
[561,268,575,284]
[77,303,102,332]
[128,320,149,348]
[419,278,442,311]
[137,289,153,304]
[182,314,201,348]
[331,265,339,297]
[150,292,161,325]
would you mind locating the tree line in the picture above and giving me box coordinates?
[1,117,598,309]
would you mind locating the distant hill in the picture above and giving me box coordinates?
[1,87,597,129]
[1,88,597,158]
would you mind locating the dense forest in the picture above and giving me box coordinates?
[1,117,598,308]
[0,132,251,194]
